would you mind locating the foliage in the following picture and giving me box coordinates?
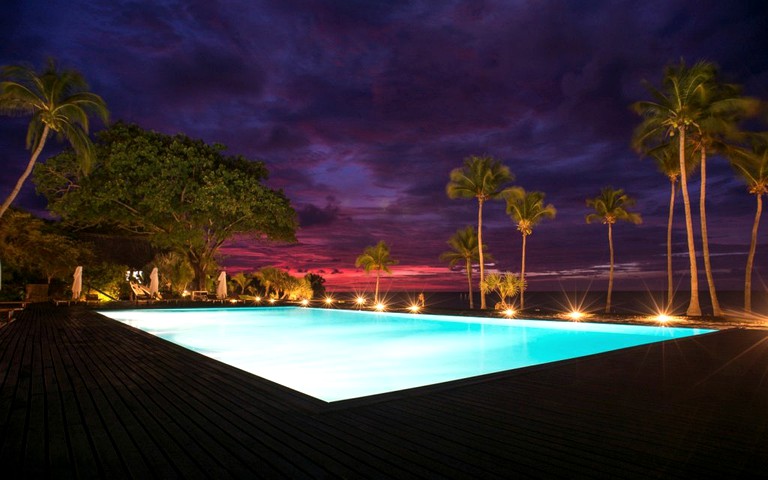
[355,241,397,303]
[254,266,313,300]
[230,272,251,295]
[585,187,642,226]
[87,261,130,299]
[480,272,524,310]
[305,273,326,299]
[35,122,297,290]
[504,188,556,236]
[149,251,195,295]
[0,59,108,219]
[439,226,489,309]
[446,154,514,309]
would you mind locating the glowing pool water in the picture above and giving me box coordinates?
[100,307,714,402]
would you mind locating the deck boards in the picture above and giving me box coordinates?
[1,305,767,478]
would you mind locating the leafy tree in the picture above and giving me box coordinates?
[355,241,397,304]
[632,61,709,316]
[586,187,642,314]
[0,60,108,219]
[504,188,556,311]
[439,226,490,309]
[35,123,297,290]
[151,251,195,295]
[230,272,251,295]
[255,266,285,298]
[729,135,768,312]
[305,273,326,299]
[480,272,524,311]
[446,155,514,309]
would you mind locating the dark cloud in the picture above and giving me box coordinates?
[2,0,767,292]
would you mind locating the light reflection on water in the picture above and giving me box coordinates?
[101,307,714,402]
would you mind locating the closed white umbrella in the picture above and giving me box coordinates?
[149,267,159,297]
[216,271,227,300]
[72,266,83,300]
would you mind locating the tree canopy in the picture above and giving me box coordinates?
[35,122,297,289]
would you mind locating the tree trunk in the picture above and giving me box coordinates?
[679,129,702,316]
[745,194,762,313]
[666,178,676,311]
[520,233,527,311]
[374,271,380,304]
[477,198,487,309]
[465,258,474,309]
[699,147,721,316]
[606,223,614,314]
[0,125,50,219]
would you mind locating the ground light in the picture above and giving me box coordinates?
[324,297,334,306]
[374,302,386,312]
[408,304,421,313]
[503,308,516,318]
[300,299,309,307]
[269,298,276,304]
[567,310,584,321]
[254,296,262,303]
[355,296,366,307]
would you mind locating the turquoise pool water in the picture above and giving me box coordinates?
[101,307,714,402]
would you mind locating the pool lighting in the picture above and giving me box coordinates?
[255,296,262,303]
[355,296,366,306]
[324,297,334,306]
[300,299,309,307]
[374,302,386,312]
[503,308,516,318]
[567,310,584,321]
[653,313,675,324]
[408,304,421,313]
[269,298,276,304]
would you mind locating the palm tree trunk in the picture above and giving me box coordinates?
[477,198,486,309]
[374,271,380,304]
[666,178,676,311]
[465,258,474,309]
[745,194,762,313]
[0,125,50,219]
[679,129,702,316]
[699,147,721,316]
[606,223,614,314]
[520,233,527,311]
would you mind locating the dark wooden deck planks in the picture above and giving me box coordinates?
[1,305,768,478]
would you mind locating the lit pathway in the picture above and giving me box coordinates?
[1,305,767,478]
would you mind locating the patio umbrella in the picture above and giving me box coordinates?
[149,267,159,298]
[72,266,83,300]
[216,271,227,300]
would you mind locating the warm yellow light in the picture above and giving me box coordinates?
[229,299,238,304]
[503,308,516,318]
[269,298,276,304]
[568,311,584,321]
[654,313,673,323]
[374,302,386,311]
[408,304,421,313]
[324,297,334,305]
[356,296,366,305]
[255,296,262,303]
[300,299,309,307]
[182,290,190,297]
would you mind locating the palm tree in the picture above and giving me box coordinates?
[692,79,760,316]
[632,60,713,316]
[504,188,556,311]
[446,155,514,309]
[480,272,524,311]
[439,226,491,309]
[729,136,768,312]
[355,241,397,304]
[0,60,109,219]
[231,272,251,294]
[586,187,642,314]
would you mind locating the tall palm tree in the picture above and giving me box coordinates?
[729,136,768,312]
[0,59,109,219]
[439,226,491,309]
[504,188,556,311]
[446,155,514,309]
[692,79,760,316]
[586,187,642,314]
[632,60,713,316]
[355,241,397,304]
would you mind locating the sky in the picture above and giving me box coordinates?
[2,0,767,293]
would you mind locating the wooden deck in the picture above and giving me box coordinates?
[1,305,767,478]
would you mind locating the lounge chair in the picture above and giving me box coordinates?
[191,291,211,302]
[130,283,153,303]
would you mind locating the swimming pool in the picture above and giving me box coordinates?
[101,307,714,402]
